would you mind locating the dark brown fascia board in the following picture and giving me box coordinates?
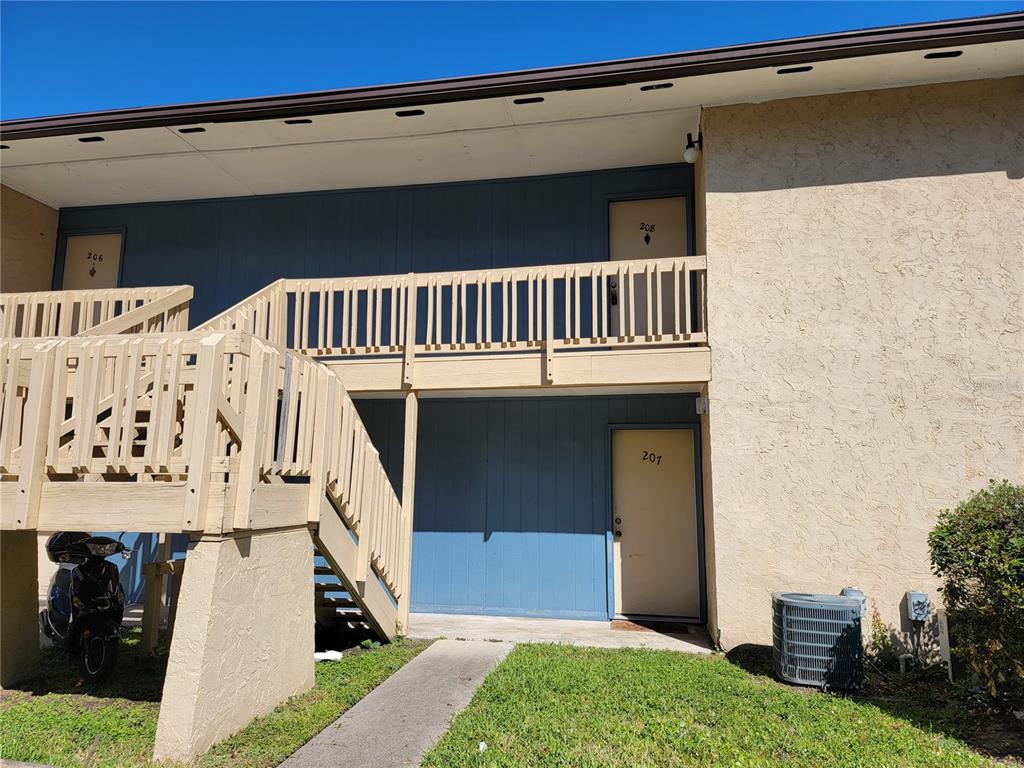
[2,11,1022,141]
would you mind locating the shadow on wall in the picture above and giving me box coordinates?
[869,602,945,667]
[705,78,1024,192]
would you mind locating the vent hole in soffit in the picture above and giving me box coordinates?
[924,50,963,59]
[77,136,105,143]
[776,65,813,75]
[395,109,425,117]
[513,97,544,105]
[178,127,206,134]
[284,118,313,125]
[640,82,673,91]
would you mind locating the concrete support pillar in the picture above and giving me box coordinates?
[1,530,40,687]
[152,527,314,763]
[398,390,419,632]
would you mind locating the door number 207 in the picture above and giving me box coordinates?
[642,450,663,465]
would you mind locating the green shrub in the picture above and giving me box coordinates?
[928,480,1024,707]
[867,607,898,668]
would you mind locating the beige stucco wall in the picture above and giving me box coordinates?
[1,184,57,292]
[153,528,315,762]
[702,77,1024,650]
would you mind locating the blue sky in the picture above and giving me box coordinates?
[2,1,1020,120]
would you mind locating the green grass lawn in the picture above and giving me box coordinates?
[0,631,429,768]
[422,644,1007,768]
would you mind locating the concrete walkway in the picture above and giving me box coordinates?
[408,612,713,653]
[280,639,510,767]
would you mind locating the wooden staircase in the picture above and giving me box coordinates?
[0,289,412,642]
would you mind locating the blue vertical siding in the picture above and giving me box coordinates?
[56,165,692,322]
[356,395,699,620]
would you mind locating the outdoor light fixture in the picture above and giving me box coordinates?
[683,131,703,164]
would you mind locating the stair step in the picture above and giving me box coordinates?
[314,566,335,576]
[315,583,347,593]
[319,596,358,609]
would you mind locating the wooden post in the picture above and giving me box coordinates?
[398,390,419,632]
[233,343,271,530]
[141,562,164,652]
[15,341,58,530]
[183,334,225,533]
[402,277,417,388]
[306,366,334,524]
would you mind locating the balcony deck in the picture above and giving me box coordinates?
[201,255,710,395]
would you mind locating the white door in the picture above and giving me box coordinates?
[608,197,687,338]
[62,232,122,290]
[612,428,701,618]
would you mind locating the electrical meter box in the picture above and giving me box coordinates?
[905,591,930,622]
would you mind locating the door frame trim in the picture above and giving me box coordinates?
[53,225,128,290]
[606,423,707,624]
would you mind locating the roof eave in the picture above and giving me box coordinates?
[2,11,1023,141]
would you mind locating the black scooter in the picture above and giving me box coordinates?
[40,532,129,683]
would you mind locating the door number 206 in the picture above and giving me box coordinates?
[641,450,663,465]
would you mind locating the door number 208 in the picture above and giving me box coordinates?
[641,450,663,465]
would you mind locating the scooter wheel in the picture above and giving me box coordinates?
[78,628,119,684]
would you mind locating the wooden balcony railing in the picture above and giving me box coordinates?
[200,255,707,384]
[0,331,406,608]
[0,285,193,339]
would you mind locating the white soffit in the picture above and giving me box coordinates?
[1,39,1020,208]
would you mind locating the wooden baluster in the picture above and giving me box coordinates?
[527,272,535,345]
[510,274,518,347]
[484,276,492,348]
[673,260,681,339]
[425,277,435,350]
[563,268,570,344]
[655,261,663,339]
[449,277,457,349]
[46,342,69,472]
[434,279,443,350]
[337,398,353,506]
[599,270,607,341]
[389,279,399,351]
[75,343,103,470]
[118,339,144,472]
[144,340,168,471]
[544,271,554,383]
[574,267,582,344]
[340,282,351,353]
[374,279,383,351]
[617,264,625,340]
[683,259,692,337]
[326,284,336,353]
[156,339,184,472]
[459,278,467,349]
[106,340,130,468]
[475,276,483,348]
[644,263,653,340]
[627,263,636,340]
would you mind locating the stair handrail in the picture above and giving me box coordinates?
[196,279,287,347]
[0,285,193,339]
